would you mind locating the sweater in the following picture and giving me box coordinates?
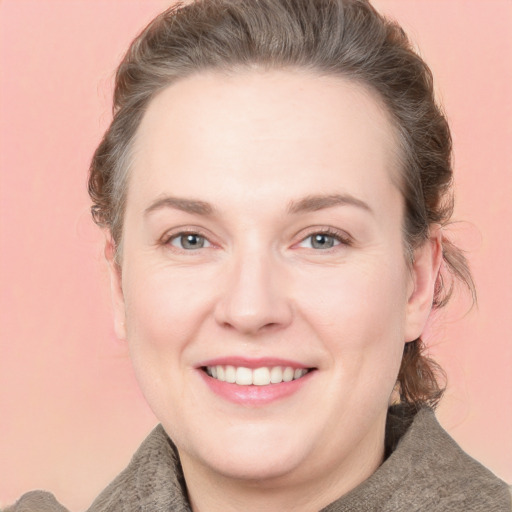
[6,406,511,511]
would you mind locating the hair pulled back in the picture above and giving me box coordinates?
[89,0,475,408]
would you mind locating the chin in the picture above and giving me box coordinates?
[200,448,308,483]
[173,419,315,482]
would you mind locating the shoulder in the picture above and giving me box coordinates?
[86,424,190,512]
[4,425,190,512]
[3,491,69,512]
[390,406,512,511]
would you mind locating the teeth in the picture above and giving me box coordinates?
[205,365,309,386]
[225,365,236,383]
[270,366,283,383]
[253,367,270,386]
[235,367,252,385]
[283,367,294,382]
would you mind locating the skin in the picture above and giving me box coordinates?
[107,70,442,512]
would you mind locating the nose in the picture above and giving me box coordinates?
[213,248,293,335]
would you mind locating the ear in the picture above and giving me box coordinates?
[404,225,443,342]
[105,234,127,341]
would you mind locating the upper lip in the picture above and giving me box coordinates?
[197,357,314,370]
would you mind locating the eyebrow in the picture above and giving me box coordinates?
[287,193,373,215]
[144,192,373,218]
[144,196,216,217]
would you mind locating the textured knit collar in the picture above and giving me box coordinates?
[85,406,510,512]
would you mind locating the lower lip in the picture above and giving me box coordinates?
[198,370,314,406]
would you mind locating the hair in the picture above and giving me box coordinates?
[88,0,475,409]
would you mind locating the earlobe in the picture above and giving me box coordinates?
[404,225,443,342]
[105,235,127,341]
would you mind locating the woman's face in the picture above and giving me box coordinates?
[110,70,436,488]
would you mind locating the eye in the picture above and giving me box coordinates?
[169,233,211,250]
[297,230,350,250]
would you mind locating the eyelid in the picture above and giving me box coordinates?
[159,226,217,248]
[158,225,353,252]
[170,233,211,249]
[294,226,354,248]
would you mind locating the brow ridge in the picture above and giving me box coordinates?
[144,196,216,216]
[287,193,373,215]
[144,193,372,217]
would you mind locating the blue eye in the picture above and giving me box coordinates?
[299,232,344,250]
[170,233,211,250]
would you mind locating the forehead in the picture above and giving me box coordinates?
[129,69,402,216]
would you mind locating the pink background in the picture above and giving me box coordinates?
[1,0,511,509]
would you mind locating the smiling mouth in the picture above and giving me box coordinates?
[203,365,313,386]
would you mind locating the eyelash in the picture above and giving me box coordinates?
[160,227,353,252]
[161,228,212,252]
[297,228,353,251]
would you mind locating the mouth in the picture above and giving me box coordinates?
[202,365,313,386]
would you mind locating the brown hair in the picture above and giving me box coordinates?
[89,0,475,408]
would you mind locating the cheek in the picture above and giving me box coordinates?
[295,257,409,378]
[124,263,212,343]
[120,264,214,403]
[299,257,408,330]
[120,266,217,429]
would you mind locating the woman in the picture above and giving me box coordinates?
[8,0,511,510]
